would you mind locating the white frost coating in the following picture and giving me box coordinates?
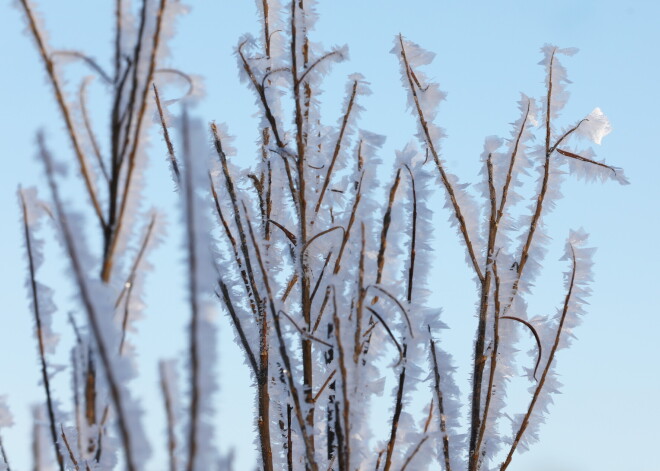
[19,187,61,355]
[116,210,166,358]
[160,359,184,469]
[393,35,485,274]
[32,405,56,471]
[506,230,594,454]
[36,146,152,469]
[0,397,12,429]
[176,111,220,470]
[539,44,577,127]
[577,107,612,145]
[561,146,629,185]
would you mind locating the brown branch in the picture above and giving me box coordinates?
[210,175,259,317]
[278,310,333,348]
[281,274,299,303]
[237,40,285,148]
[38,133,139,471]
[102,0,168,282]
[313,79,358,214]
[365,307,404,366]
[375,168,402,288]
[403,164,417,303]
[60,425,80,471]
[311,285,333,334]
[118,213,158,354]
[398,34,483,282]
[243,201,318,471]
[312,370,337,403]
[216,282,259,377]
[302,226,345,255]
[501,316,542,381]
[333,307,351,470]
[474,258,503,465]
[0,433,11,471]
[468,153,497,467]
[269,219,297,246]
[181,107,202,471]
[155,68,196,98]
[19,189,65,471]
[353,223,367,363]
[310,250,333,303]
[297,49,344,85]
[400,436,429,471]
[556,148,620,177]
[367,285,414,338]
[548,119,586,155]
[153,83,181,184]
[211,123,265,320]
[496,99,530,224]
[429,327,452,471]
[80,78,109,183]
[18,0,106,230]
[500,245,578,470]
[383,345,407,471]
[333,171,364,274]
[51,50,112,83]
[159,361,178,471]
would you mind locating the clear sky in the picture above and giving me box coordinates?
[1,1,659,470]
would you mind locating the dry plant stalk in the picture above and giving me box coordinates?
[10,1,627,471]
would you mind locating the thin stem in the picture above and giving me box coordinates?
[0,433,11,471]
[38,133,139,471]
[80,78,109,183]
[500,245,577,470]
[383,345,407,471]
[244,202,318,471]
[102,0,168,282]
[19,189,65,471]
[398,34,483,282]
[159,361,178,471]
[429,327,452,471]
[153,84,181,184]
[18,0,106,229]
[313,79,358,214]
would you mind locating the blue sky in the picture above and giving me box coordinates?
[1,1,659,470]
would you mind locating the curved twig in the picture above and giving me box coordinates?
[365,307,404,366]
[269,219,297,245]
[302,226,346,256]
[51,50,112,84]
[500,316,542,381]
[366,285,414,338]
[500,244,578,470]
[155,68,196,98]
[297,49,345,85]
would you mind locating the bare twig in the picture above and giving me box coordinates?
[398,34,483,282]
[383,345,407,471]
[500,245,578,470]
[429,326,452,471]
[153,83,181,184]
[159,361,178,471]
[19,0,106,229]
[19,188,65,471]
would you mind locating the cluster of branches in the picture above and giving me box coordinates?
[2,1,627,471]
